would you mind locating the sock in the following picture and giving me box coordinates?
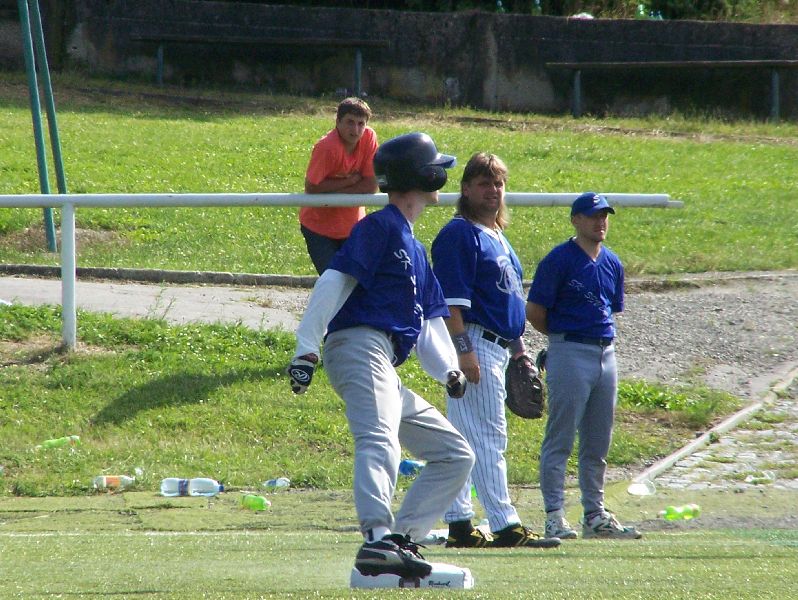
[366,526,391,542]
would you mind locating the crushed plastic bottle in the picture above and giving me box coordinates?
[241,494,271,511]
[263,477,291,489]
[93,475,135,491]
[37,435,81,449]
[398,459,425,477]
[160,477,224,497]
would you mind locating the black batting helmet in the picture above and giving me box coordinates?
[373,132,457,193]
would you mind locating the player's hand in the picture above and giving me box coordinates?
[446,370,468,399]
[458,351,480,384]
[287,353,319,394]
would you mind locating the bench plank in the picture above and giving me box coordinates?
[545,60,797,121]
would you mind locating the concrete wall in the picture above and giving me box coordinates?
[5,0,797,118]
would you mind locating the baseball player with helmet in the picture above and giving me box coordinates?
[526,192,642,540]
[431,153,559,549]
[288,132,475,579]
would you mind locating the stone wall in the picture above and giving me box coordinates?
[3,0,797,118]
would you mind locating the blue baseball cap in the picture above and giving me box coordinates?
[571,192,615,216]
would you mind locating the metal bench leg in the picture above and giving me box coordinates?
[354,48,362,97]
[572,69,582,118]
[156,43,164,86]
[770,68,780,122]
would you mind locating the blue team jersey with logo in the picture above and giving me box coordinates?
[327,203,449,366]
[527,238,624,339]
[431,216,526,341]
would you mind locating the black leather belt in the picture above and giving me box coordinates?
[564,333,614,347]
[482,330,509,348]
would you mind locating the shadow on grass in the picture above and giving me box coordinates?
[91,367,283,425]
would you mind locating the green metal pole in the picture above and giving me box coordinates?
[29,0,67,195]
[17,0,57,252]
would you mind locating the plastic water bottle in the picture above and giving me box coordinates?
[38,435,81,449]
[241,494,271,511]
[93,475,135,491]
[188,477,224,497]
[660,503,701,520]
[398,459,425,477]
[263,477,291,489]
[160,477,224,497]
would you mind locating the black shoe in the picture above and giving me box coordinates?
[492,524,562,549]
[446,521,494,548]
[354,533,433,578]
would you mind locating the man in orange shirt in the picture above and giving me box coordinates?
[301,97,379,274]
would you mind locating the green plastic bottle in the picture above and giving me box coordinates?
[660,503,701,520]
[241,494,271,511]
[38,435,81,449]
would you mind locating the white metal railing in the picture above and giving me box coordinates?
[0,192,682,348]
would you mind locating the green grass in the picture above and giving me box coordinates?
[0,304,738,497]
[1,73,798,276]
[1,487,797,598]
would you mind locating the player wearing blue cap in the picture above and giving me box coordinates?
[288,132,475,579]
[526,192,642,540]
[431,153,560,549]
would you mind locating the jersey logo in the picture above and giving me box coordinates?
[394,248,412,270]
[495,255,524,300]
[568,279,611,316]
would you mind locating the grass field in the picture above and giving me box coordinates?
[2,74,796,597]
[1,73,797,276]
[1,486,797,598]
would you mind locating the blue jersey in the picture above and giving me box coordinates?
[327,204,449,366]
[431,216,526,341]
[527,239,624,339]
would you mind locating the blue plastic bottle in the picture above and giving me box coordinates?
[398,459,425,477]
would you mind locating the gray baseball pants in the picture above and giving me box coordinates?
[540,334,618,516]
[324,326,475,542]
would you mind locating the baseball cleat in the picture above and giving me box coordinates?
[445,527,494,548]
[491,524,562,548]
[354,534,433,578]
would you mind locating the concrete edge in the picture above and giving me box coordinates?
[628,363,798,493]
[0,264,318,288]
[2,263,796,292]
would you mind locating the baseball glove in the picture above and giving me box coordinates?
[504,354,545,419]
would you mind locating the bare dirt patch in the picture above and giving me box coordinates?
[0,227,125,253]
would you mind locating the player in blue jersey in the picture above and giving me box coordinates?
[431,153,560,550]
[287,133,475,580]
[526,192,642,540]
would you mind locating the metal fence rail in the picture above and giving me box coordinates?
[0,192,683,348]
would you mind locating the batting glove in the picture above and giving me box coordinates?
[287,353,319,394]
[445,370,468,399]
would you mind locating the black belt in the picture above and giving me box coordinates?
[482,330,509,348]
[564,334,614,347]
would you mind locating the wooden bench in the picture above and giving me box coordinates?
[545,60,798,121]
[130,34,389,95]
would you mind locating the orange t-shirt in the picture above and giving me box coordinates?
[300,126,378,240]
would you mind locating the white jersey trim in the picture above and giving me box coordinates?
[446,297,472,309]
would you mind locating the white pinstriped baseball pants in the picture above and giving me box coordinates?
[444,322,521,533]
[323,326,474,542]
